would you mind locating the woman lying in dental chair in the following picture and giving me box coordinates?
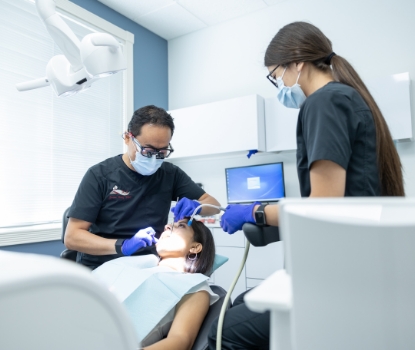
[92,218,218,350]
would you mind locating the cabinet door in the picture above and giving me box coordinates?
[265,97,298,152]
[212,228,245,248]
[169,95,265,158]
[214,246,247,302]
[245,241,284,280]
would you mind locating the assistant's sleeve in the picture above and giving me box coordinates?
[67,168,104,223]
[302,92,353,170]
[172,166,205,201]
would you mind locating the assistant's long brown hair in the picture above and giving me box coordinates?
[264,21,404,196]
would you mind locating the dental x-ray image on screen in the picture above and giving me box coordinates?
[225,163,285,204]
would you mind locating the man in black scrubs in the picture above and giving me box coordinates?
[65,105,220,269]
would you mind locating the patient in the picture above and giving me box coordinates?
[93,218,217,350]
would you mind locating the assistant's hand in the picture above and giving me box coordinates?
[122,227,158,256]
[220,202,261,234]
[171,197,201,222]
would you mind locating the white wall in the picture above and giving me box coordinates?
[167,0,415,199]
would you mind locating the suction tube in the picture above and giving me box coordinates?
[188,204,227,226]
[187,203,250,350]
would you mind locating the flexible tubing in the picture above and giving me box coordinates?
[188,204,227,225]
[216,241,250,350]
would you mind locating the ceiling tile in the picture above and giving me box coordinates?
[177,0,267,26]
[135,3,208,40]
[98,0,176,19]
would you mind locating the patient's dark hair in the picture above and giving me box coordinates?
[185,220,215,275]
[128,105,175,137]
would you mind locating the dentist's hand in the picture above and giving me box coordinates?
[171,198,201,222]
[220,202,261,234]
[122,227,158,256]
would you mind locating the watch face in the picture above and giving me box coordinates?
[256,212,264,223]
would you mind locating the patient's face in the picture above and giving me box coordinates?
[156,219,195,258]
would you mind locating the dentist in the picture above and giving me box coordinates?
[65,105,220,269]
[210,21,405,349]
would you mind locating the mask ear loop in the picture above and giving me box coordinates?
[296,70,302,85]
[276,67,287,89]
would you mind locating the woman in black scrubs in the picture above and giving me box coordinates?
[209,21,405,350]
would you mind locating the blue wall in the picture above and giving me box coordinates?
[71,0,168,110]
[0,0,168,258]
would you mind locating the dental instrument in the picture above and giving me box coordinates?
[170,197,180,232]
[15,0,126,97]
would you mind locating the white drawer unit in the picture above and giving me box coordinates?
[212,228,245,248]
[214,246,247,302]
[245,241,284,280]
[246,278,264,289]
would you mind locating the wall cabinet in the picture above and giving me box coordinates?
[265,97,298,152]
[168,94,265,159]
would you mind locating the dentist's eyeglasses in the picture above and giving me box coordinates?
[131,136,174,159]
[266,65,280,88]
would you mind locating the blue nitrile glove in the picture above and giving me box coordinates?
[122,227,158,256]
[220,202,261,234]
[171,197,201,222]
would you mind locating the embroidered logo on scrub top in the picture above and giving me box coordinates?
[108,185,132,200]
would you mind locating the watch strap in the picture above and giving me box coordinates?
[255,204,268,226]
[115,238,125,255]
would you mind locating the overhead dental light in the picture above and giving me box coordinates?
[15,0,126,97]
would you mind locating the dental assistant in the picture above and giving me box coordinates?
[65,105,220,269]
[209,21,405,350]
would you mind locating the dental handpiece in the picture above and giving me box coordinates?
[188,204,227,226]
[171,197,180,232]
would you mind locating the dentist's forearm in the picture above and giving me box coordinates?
[197,193,221,216]
[65,218,117,255]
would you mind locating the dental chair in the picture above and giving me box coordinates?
[244,198,415,350]
[60,207,231,350]
[0,250,138,350]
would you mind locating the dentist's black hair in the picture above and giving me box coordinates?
[185,219,215,275]
[128,105,175,137]
[264,21,404,196]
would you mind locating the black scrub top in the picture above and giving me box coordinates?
[68,155,205,268]
[296,82,381,197]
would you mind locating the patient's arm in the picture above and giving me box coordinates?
[144,291,210,350]
[65,217,117,255]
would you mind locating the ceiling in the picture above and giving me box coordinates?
[98,0,288,40]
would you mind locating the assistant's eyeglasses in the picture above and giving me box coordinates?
[266,65,280,88]
[127,133,174,159]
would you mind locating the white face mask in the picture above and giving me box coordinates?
[129,152,163,176]
[276,67,307,109]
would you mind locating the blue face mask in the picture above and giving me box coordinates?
[276,68,307,109]
[129,152,163,176]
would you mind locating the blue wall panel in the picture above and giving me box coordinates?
[1,240,66,258]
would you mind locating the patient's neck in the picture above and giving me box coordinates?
[158,257,186,272]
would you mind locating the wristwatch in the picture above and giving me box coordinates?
[254,204,268,226]
[115,238,125,255]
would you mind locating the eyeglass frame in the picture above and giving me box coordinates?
[127,132,174,159]
[266,65,281,88]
